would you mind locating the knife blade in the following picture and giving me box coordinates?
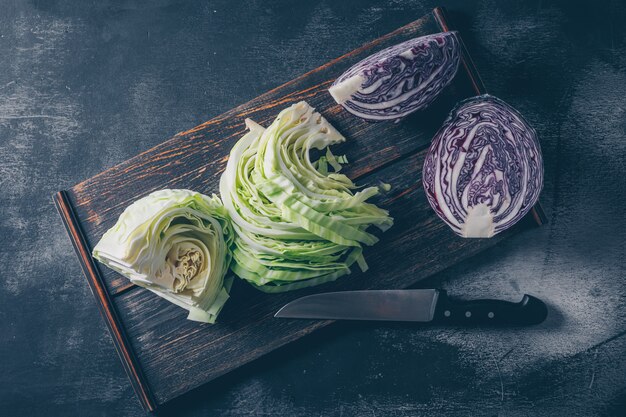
[275,289,548,326]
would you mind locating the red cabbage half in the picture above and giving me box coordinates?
[328,31,460,121]
[422,95,543,238]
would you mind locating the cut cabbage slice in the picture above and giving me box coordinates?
[220,101,393,292]
[93,189,233,323]
[422,95,543,238]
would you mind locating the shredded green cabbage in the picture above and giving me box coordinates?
[93,189,233,323]
[220,101,393,292]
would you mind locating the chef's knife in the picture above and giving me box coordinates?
[275,289,547,326]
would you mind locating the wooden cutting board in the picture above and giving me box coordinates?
[54,7,545,411]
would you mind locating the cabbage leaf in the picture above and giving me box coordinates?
[93,189,233,323]
[220,101,393,292]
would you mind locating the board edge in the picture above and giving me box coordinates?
[53,190,157,412]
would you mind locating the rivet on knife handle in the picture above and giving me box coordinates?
[432,290,548,326]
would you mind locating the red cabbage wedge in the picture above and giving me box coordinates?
[422,95,543,238]
[329,31,460,121]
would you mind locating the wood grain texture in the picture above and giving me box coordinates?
[53,192,155,411]
[55,7,540,410]
[115,147,536,404]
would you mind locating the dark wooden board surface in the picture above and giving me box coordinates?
[114,150,536,405]
[54,7,541,411]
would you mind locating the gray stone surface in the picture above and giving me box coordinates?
[0,0,624,415]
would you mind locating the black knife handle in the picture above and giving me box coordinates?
[432,291,548,326]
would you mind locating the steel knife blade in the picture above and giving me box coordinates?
[275,289,548,326]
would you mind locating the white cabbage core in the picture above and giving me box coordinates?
[328,74,364,104]
[461,204,495,238]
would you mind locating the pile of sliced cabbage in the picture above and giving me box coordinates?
[219,101,393,292]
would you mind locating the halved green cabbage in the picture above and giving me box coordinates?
[220,101,393,292]
[93,189,233,323]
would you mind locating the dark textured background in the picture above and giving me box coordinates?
[1,0,625,416]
